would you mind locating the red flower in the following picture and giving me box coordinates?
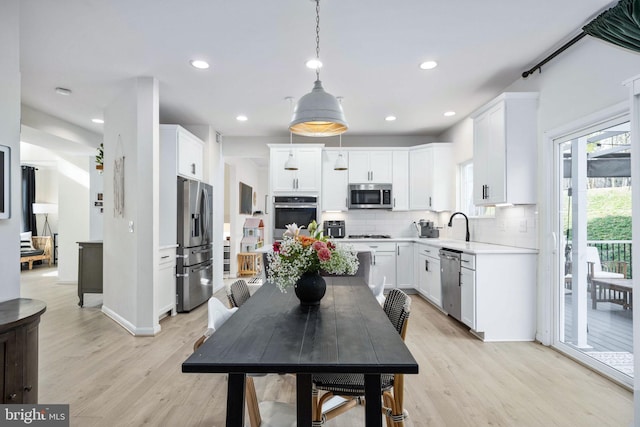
[273,241,281,253]
[317,247,331,261]
[327,241,335,250]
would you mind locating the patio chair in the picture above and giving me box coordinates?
[312,288,411,426]
[564,246,627,289]
[227,279,251,308]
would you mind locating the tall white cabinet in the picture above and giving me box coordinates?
[471,92,538,205]
[392,151,409,211]
[409,143,453,211]
[321,149,349,211]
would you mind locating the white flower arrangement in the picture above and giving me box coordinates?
[267,221,359,291]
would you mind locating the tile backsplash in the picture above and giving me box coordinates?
[320,205,538,249]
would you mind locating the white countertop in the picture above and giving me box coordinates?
[338,237,538,254]
[258,238,537,255]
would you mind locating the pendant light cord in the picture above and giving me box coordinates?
[315,0,321,81]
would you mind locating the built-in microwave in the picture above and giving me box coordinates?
[348,184,392,209]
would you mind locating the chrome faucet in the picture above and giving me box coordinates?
[447,212,470,242]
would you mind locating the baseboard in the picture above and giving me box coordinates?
[101,305,160,336]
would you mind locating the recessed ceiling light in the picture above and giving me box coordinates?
[419,61,438,70]
[91,118,104,124]
[385,115,397,121]
[236,115,248,122]
[55,87,72,96]
[444,111,456,117]
[190,59,210,69]
[305,59,323,69]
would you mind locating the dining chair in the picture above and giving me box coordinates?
[193,297,238,352]
[227,279,251,308]
[312,288,411,427]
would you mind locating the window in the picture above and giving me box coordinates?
[458,160,494,217]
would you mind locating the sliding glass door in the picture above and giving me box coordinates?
[554,116,632,384]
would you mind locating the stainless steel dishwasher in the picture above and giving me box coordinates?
[440,248,462,321]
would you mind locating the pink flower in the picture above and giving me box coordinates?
[317,247,331,261]
[312,241,327,251]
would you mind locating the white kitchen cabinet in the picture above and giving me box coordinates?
[164,125,204,181]
[409,143,453,211]
[391,151,409,210]
[415,244,441,307]
[157,246,177,320]
[348,150,392,184]
[321,149,349,211]
[471,92,538,205]
[460,253,476,329]
[364,242,396,289]
[269,145,323,193]
[395,242,414,289]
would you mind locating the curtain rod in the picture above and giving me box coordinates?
[522,31,588,78]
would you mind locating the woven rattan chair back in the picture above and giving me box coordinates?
[383,288,411,337]
[228,279,251,308]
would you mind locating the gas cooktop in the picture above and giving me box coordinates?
[348,234,392,239]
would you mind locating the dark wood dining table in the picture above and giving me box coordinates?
[182,276,419,427]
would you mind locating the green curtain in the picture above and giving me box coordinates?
[583,0,640,53]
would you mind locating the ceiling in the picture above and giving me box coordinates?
[19,0,615,139]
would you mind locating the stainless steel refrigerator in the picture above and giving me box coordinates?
[176,176,213,312]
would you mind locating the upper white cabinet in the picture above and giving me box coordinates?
[471,92,538,205]
[409,143,453,211]
[348,150,392,183]
[321,149,349,211]
[160,125,205,181]
[269,145,323,193]
[391,151,409,211]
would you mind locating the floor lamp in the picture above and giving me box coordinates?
[32,203,57,237]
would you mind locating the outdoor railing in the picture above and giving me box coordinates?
[588,240,632,279]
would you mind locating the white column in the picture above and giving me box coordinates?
[570,138,589,348]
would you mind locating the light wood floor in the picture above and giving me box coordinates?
[21,267,632,426]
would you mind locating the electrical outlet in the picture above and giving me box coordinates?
[519,219,527,232]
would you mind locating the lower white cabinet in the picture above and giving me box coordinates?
[415,245,441,308]
[460,253,476,328]
[395,242,414,289]
[157,247,177,320]
[368,242,396,289]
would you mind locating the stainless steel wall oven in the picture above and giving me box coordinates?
[273,195,318,240]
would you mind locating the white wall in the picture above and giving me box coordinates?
[0,0,21,301]
[102,77,159,336]
[89,167,104,240]
[225,158,269,277]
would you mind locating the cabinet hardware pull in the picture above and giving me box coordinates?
[486,185,489,199]
[191,163,196,175]
[397,247,400,256]
[8,393,16,400]
[425,259,429,271]
[292,178,296,189]
[461,259,470,263]
[429,196,432,207]
[161,255,170,259]
[393,198,396,208]
[264,195,269,214]
[24,386,32,392]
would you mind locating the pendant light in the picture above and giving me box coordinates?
[284,97,299,170]
[334,133,347,171]
[289,0,348,137]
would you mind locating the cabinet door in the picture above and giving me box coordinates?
[396,242,413,289]
[177,130,204,180]
[392,151,409,210]
[348,151,371,183]
[271,149,297,191]
[22,320,39,404]
[295,147,322,192]
[409,148,430,210]
[461,267,476,328]
[0,330,18,404]
[373,250,396,289]
[157,248,176,319]
[322,151,349,211]
[429,145,453,211]
[427,256,442,307]
[485,103,506,204]
[369,151,392,183]
[416,252,429,297]
[473,112,490,204]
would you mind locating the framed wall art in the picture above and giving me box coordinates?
[0,145,10,219]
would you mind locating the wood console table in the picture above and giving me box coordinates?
[0,298,46,403]
[591,277,633,310]
[77,241,103,307]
